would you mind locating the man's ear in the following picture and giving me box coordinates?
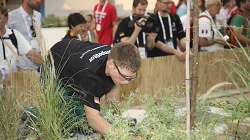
[107,59,114,68]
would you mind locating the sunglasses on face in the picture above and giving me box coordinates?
[113,62,137,82]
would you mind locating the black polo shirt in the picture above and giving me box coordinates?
[147,13,185,57]
[50,39,114,111]
[114,16,146,48]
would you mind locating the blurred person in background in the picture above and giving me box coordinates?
[229,0,250,47]
[216,0,232,34]
[176,0,187,17]
[94,0,118,45]
[180,0,202,30]
[0,5,42,79]
[228,0,239,18]
[84,13,98,43]
[199,0,226,51]
[62,13,88,41]
[154,1,177,13]
[114,0,157,58]
[8,0,42,70]
[148,0,186,61]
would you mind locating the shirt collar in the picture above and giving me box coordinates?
[19,6,37,19]
[4,26,13,37]
[204,10,213,20]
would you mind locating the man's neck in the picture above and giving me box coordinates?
[0,26,6,37]
[159,11,169,17]
[206,9,215,17]
[22,3,33,17]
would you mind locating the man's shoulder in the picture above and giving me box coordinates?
[121,16,130,23]
[199,13,212,23]
[8,8,21,17]
[9,8,20,14]
[170,13,181,22]
[33,10,41,18]
[8,28,23,39]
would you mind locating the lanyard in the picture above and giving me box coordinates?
[158,12,173,43]
[88,30,92,42]
[129,15,146,47]
[95,1,108,24]
[1,39,6,60]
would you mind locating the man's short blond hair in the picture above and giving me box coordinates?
[108,42,141,73]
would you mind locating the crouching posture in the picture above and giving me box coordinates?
[50,39,141,136]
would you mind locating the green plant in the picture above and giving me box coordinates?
[41,14,66,28]
[102,89,230,140]
[0,88,21,140]
[26,61,91,139]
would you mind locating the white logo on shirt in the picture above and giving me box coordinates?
[89,50,111,62]
[80,45,108,59]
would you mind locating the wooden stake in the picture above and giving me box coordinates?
[185,0,192,136]
[190,0,200,128]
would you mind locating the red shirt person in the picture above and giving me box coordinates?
[170,1,177,13]
[94,0,118,45]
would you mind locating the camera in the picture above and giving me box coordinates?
[128,13,159,33]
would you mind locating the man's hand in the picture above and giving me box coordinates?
[134,18,147,32]
[155,41,186,62]
[26,49,42,66]
[175,50,186,62]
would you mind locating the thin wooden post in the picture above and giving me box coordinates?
[190,0,200,128]
[185,0,191,136]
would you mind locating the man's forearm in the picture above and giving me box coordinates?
[147,38,155,50]
[199,37,216,46]
[112,22,118,38]
[87,113,113,136]
[155,41,185,61]
[180,37,186,51]
[121,29,141,45]
[233,31,250,45]
[85,105,116,137]
[155,41,177,54]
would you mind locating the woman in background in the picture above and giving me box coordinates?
[83,13,98,43]
[62,12,88,41]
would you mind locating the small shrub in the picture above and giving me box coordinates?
[42,14,67,28]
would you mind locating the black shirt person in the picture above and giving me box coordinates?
[114,0,157,58]
[148,0,186,61]
[50,39,141,136]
